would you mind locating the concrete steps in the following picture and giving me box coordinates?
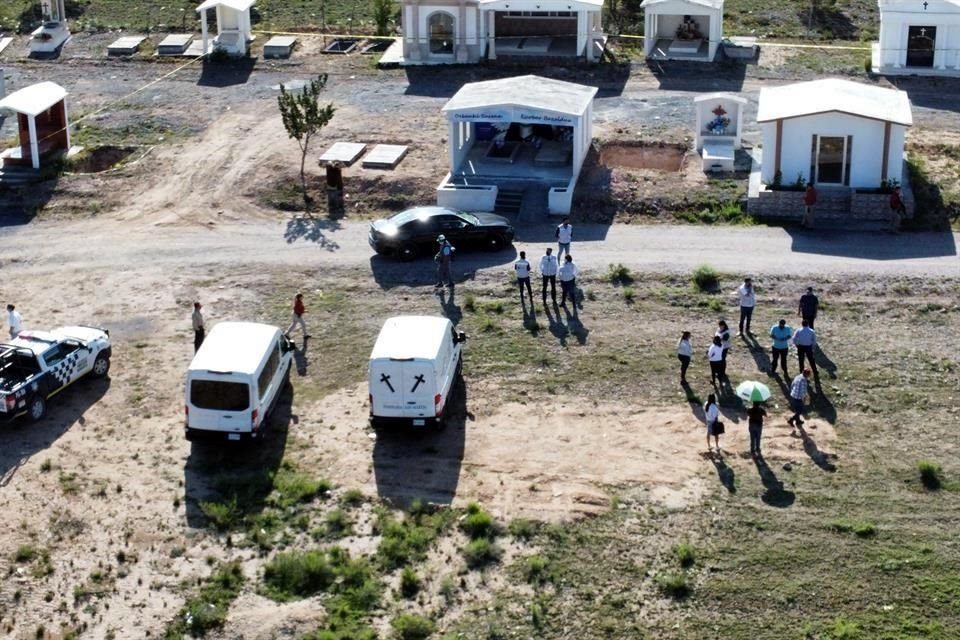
[0,166,41,186]
[494,189,524,216]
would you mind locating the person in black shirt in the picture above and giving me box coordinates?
[798,287,819,329]
[747,402,767,457]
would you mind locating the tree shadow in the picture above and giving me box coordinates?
[0,376,110,486]
[183,384,293,528]
[197,56,257,87]
[705,451,736,494]
[798,6,859,39]
[796,425,837,472]
[754,455,796,508]
[372,378,467,507]
[437,286,463,327]
[283,215,342,250]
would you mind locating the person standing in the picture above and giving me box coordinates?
[769,318,793,377]
[788,369,811,428]
[798,287,819,329]
[716,320,731,379]
[555,218,573,258]
[792,320,817,373]
[889,186,906,233]
[192,302,205,353]
[514,251,534,305]
[558,254,578,307]
[704,393,722,453]
[677,331,693,385]
[538,247,559,305]
[286,293,310,340]
[707,336,724,386]
[6,304,22,339]
[747,402,767,457]
[735,278,755,336]
[803,183,817,228]
[435,234,456,289]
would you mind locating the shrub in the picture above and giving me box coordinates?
[828,520,877,538]
[607,263,634,285]
[461,502,495,539]
[675,543,695,568]
[657,572,690,599]
[14,544,37,563]
[400,566,420,598]
[325,509,351,538]
[375,512,445,570]
[524,555,551,586]
[263,551,335,600]
[200,497,240,531]
[622,287,635,303]
[463,294,476,311]
[341,488,365,507]
[270,466,326,508]
[918,460,942,490]
[692,264,720,292]
[168,561,244,637]
[391,614,436,640]
[463,538,501,568]
[508,519,536,540]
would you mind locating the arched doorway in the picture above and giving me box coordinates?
[906,26,935,67]
[429,12,455,54]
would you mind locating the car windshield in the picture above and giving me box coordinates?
[190,380,250,411]
[459,212,480,225]
[389,208,477,227]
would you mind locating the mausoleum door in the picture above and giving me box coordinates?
[906,26,936,67]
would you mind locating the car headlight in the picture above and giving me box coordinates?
[380,224,399,236]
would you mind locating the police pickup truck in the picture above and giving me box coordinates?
[0,326,112,422]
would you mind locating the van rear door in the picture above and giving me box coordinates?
[401,361,436,425]
[188,377,252,434]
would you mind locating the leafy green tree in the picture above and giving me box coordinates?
[277,75,336,202]
[372,0,396,36]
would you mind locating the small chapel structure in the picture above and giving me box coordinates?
[873,0,960,75]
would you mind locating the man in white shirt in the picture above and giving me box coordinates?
[538,247,559,305]
[555,218,573,258]
[7,304,22,339]
[735,278,756,336]
[514,251,533,305]
[559,254,578,307]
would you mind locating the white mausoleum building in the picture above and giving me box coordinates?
[399,0,605,63]
[641,0,724,61]
[873,0,960,75]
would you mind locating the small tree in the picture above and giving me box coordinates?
[277,75,336,203]
[372,0,396,36]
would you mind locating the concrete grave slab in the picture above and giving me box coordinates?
[318,142,367,166]
[264,35,297,58]
[157,34,193,56]
[108,35,146,56]
[362,144,408,169]
[0,37,13,55]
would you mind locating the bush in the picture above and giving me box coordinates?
[828,520,877,538]
[692,264,720,292]
[168,561,244,637]
[341,488,365,507]
[461,502,495,539]
[657,572,691,599]
[463,294,476,311]
[607,263,634,285]
[400,566,420,598]
[524,555,551,586]
[391,614,436,640]
[622,287,635,303]
[675,543,695,568]
[263,551,335,600]
[270,465,326,508]
[918,460,942,490]
[325,509,351,538]
[14,545,37,563]
[508,519,536,540]
[463,538,501,568]
[375,510,449,570]
[200,497,240,531]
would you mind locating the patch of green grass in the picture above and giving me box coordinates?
[341,488,365,508]
[828,520,878,539]
[263,546,381,608]
[461,502,496,539]
[391,613,436,640]
[607,263,634,285]
[656,572,691,599]
[58,471,81,495]
[918,460,942,490]
[269,464,328,509]
[199,497,240,532]
[463,538,502,569]
[508,519,537,541]
[375,508,451,571]
[622,287,636,303]
[165,561,244,639]
[14,544,37,563]
[692,264,720,292]
[524,555,552,587]
[463,293,477,312]
[400,566,421,598]
[675,543,696,568]
[324,509,352,538]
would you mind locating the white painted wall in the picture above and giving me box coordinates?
[760,113,905,188]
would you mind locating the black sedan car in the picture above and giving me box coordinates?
[369,206,515,261]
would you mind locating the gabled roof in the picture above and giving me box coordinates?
[0,82,67,117]
[196,0,255,13]
[442,75,597,117]
[694,92,747,105]
[641,0,724,10]
[757,78,912,126]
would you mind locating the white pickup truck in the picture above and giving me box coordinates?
[0,326,112,422]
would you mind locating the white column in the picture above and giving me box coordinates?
[28,114,39,170]
[62,99,70,148]
[487,10,496,59]
[408,2,421,60]
[895,21,907,67]
[644,12,653,56]
[935,25,946,69]
[709,12,720,59]
[201,9,209,55]
[576,10,587,58]
[449,119,459,172]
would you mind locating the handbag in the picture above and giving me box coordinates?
[714,421,726,435]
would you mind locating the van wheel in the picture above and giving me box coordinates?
[486,234,505,252]
[28,396,46,422]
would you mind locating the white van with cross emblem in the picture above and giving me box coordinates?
[368,316,466,428]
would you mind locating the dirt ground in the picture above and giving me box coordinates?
[0,32,956,639]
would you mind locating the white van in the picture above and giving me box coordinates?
[368,315,466,428]
[185,322,294,441]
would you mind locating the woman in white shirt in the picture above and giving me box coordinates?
[677,331,693,385]
[704,393,722,453]
[715,320,731,379]
[707,335,724,386]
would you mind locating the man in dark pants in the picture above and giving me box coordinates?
[538,247,559,305]
[736,277,756,336]
[514,251,534,306]
[798,287,819,329]
[192,302,205,353]
[747,402,767,457]
[558,254,578,307]
[769,318,792,377]
[792,320,817,373]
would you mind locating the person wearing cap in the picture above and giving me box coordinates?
[788,368,811,428]
[735,277,756,336]
[798,287,819,329]
[792,320,817,373]
[435,235,455,288]
[769,318,793,377]
[539,247,559,305]
[191,302,205,352]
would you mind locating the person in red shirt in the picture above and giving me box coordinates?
[889,186,906,233]
[286,293,310,340]
[802,183,817,229]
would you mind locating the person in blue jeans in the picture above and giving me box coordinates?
[769,318,793,377]
[788,369,811,428]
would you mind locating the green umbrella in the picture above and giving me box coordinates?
[736,380,771,402]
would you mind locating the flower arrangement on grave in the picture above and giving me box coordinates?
[706,104,731,135]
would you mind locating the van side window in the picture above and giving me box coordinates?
[258,342,280,399]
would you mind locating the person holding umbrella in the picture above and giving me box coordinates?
[737,380,772,457]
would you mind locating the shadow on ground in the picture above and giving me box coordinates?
[283,215,342,249]
[369,248,517,290]
[786,229,957,260]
